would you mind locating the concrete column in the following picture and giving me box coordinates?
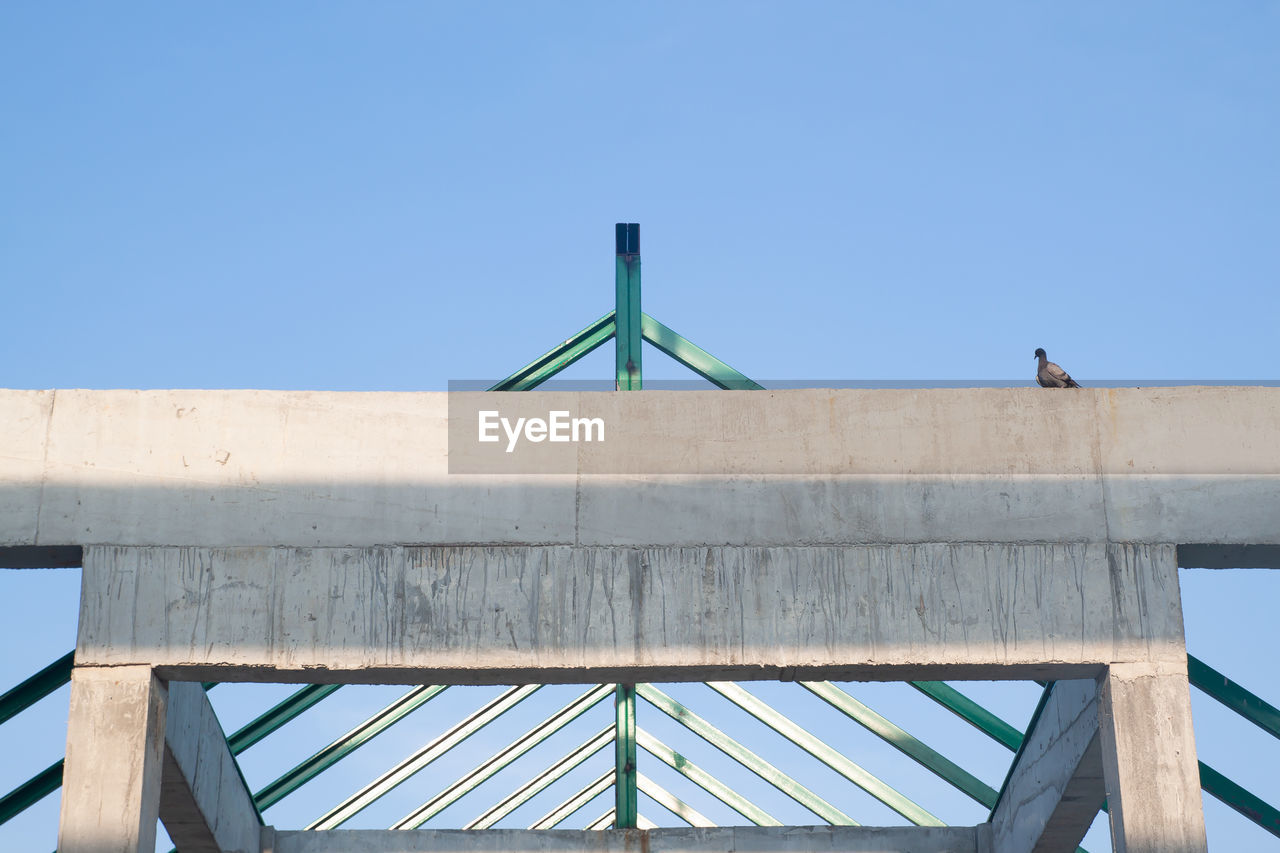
[1097,661,1207,853]
[58,665,168,853]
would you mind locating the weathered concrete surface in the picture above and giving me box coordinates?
[2,388,1279,554]
[990,679,1104,853]
[0,389,49,553]
[58,665,167,853]
[76,543,1184,684]
[1098,661,1207,853]
[161,681,260,853]
[267,825,988,853]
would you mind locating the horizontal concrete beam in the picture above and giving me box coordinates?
[266,826,989,853]
[990,679,1104,853]
[161,682,260,853]
[77,543,1184,684]
[2,388,1279,550]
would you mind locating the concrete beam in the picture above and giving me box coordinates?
[77,543,1184,684]
[58,665,167,853]
[2,388,1278,550]
[265,826,989,853]
[989,679,1104,853]
[161,682,260,853]
[1098,661,1207,853]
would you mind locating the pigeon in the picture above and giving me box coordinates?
[1034,348,1081,388]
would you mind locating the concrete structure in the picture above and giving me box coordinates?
[989,679,1103,852]
[264,826,990,852]
[6,387,1275,852]
[3,387,1279,556]
[161,682,261,853]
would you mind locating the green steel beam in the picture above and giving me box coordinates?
[706,681,943,827]
[466,725,614,829]
[309,684,541,829]
[0,760,60,826]
[228,684,342,755]
[637,772,715,827]
[614,683,639,828]
[1189,655,1280,741]
[612,229,642,831]
[0,651,73,725]
[637,728,781,826]
[254,684,449,811]
[801,681,998,809]
[487,311,616,392]
[640,313,764,390]
[1200,760,1280,839]
[615,223,642,390]
[639,683,855,825]
[392,684,613,829]
[530,770,614,829]
[910,681,1024,751]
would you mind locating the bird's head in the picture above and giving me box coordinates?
[1033,348,1046,359]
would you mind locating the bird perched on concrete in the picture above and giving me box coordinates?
[1034,348,1081,388]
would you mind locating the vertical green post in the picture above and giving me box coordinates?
[614,683,638,828]
[615,223,642,391]
[613,223,641,828]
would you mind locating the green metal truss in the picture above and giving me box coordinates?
[639,683,855,824]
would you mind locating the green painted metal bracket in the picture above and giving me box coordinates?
[488,311,616,392]
[0,760,61,826]
[614,683,639,828]
[393,684,613,829]
[227,684,342,754]
[466,725,614,829]
[910,681,1024,752]
[637,727,781,826]
[255,685,449,811]
[801,681,998,809]
[640,313,764,390]
[533,770,614,829]
[1189,654,1280,741]
[309,684,540,829]
[639,683,855,824]
[615,223,642,390]
[0,651,73,726]
[706,681,943,827]
[637,773,714,827]
[1200,760,1280,839]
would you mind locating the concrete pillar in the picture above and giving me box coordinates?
[1097,661,1207,853]
[58,665,167,853]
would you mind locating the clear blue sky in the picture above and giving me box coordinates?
[2,3,1278,850]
